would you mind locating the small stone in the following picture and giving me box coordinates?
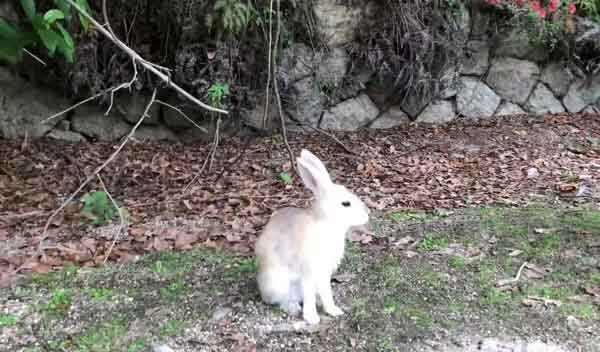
[210,306,232,322]
[71,106,131,141]
[46,129,87,143]
[495,101,526,116]
[540,63,574,98]
[527,167,540,179]
[152,344,174,352]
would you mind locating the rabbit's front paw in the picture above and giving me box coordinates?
[303,310,320,325]
[324,304,344,317]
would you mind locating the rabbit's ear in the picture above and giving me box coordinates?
[299,149,332,184]
[296,156,332,195]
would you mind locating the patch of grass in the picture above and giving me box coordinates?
[160,319,184,338]
[561,303,599,320]
[482,287,511,308]
[28,264,79,289]
[404,308,433,330]
[160,278,186,301]
[75,319,127,352]
[86,288,113,302]
[590,273,600,285]
[417,233,449,251]
[560,209,600,233]
[374,335,394,352]
[45,288,73,316]
[382,297,400,315]
[0,313,18,327]
[127,338,149,352]
[449,255,466,269]
[225,257,257,280]
[526,284,570,300]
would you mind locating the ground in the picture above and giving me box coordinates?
[1,113,599,351]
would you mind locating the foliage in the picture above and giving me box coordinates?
[278,172,293,185]
[210,0,253,36]
[81,190,128,227]
[207,82,230,108]
[483,0,584,53]
[0,0,92,64]
[45,288,73,315]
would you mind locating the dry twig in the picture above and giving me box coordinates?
[96,174,128,264]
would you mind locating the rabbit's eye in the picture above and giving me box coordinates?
[342,201,351,207]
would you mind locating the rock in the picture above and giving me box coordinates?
[400,91,431,119]
[115,90,160,125]
[56,120,70,131]
[470,5,491,39]
[313,0,363,47]
[71,106,131,141]
[540,63,574,98]
[583,104,600,113]
[0,68,68,139]
[152,344,174,352]
[320,93,379,131]
[460,40,489,76]
[210,306,232,322]
[162,97,207,131]
[179,127,211,144]
[495,101,525,116]
[286,76,324,128]
[242,93,281,130]
[487,57,540,105]
[562,78,600,113]
[456,77,501,118]
[494,29,547,62]
[525,83,565,115]
[133,125,178,142]
[280,44,316,82]
[46,129,87,143]
[369,106,409,129]
[316,47,350,88]
[416,100,456,124]
[527,167,540,179]
[438,67,460,99]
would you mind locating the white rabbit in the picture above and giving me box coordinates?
[254,149,370,325]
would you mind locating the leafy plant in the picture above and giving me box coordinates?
[278,172,293,185]
[212,0,253,36]
[81,190,127,226]
[207,82,230,107]
[0,0,92,64]
[45,288,72,315]
[0,313,18,327]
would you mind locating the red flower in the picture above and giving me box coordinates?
[537,8,547,18]
[549,0,558,12]
[531,1,542,10]
[486,0,501,6]
[568,2,576,14]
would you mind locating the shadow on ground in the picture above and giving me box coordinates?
[1,202,599,351]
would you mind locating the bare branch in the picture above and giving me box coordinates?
[96,174,128,264]
[155,99,208,133]
[65,0,227,115]
[36,89,158,255]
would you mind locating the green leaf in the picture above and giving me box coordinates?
[37,29,62,55]
[43,9,66,24]
[0,18,19,39]
[279,172,293,185]
[56,23,74,62]
[0,40,24,64]
[76,0,92,31]
[20,0,36,21]
[53,0,72,21]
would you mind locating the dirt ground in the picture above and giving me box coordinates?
[1,204,600,351]
[1,113,600,351]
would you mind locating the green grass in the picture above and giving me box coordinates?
[127,338,149,352]
[45,288,73,316]
[75,319,127,352]
[449,255,466,269]
[417,233,449,251]
[86,288,114,302]
[160,278,186,301]
[160,319,184,338]
[0,313,18,327]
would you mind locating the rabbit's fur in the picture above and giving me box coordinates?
[255,149,370,324]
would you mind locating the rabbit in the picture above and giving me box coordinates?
[254,149,370,325]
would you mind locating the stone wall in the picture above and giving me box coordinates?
[1,1,599,143]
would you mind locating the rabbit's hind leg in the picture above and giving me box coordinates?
[257,268,300,314]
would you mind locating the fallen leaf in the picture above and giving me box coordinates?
[508,249,523,257]
[175,233,198,249]
[584,286,600,297]
[153,237,171,251]
[393,236,415,247]
[523,263,549,280]
[522,295,562,308]
[332,272,355,283]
